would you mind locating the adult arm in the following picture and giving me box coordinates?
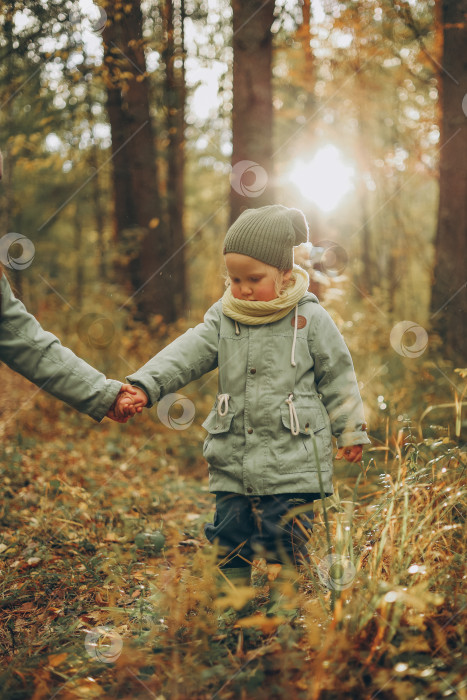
[0,275,122,421]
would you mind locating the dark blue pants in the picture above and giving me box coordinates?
[204,492,318,570]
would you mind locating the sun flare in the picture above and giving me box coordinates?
[287,145,355,213]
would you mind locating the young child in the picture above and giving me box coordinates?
[116,205,370,586]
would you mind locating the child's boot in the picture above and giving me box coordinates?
[266,564,301,621]
[217,565,252,590]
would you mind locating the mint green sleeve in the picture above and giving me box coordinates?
[0,275,122,421]
[126,302,221,405]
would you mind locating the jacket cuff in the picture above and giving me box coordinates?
[336,431,371,448]
[88,380,123,422]
[125,377,155,408]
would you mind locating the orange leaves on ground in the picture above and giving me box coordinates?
[235,614,288,634]
[47,652,68,668]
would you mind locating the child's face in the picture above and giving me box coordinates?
[225,253,291,301]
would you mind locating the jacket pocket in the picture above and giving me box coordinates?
[278,401,331,473]
[280,402,327,436]
[202,407,235,434]
[201,404,237,467]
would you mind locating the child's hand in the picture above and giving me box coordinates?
[336,445,363,463]
[114,385,148,420]
[106,384,148,423]
[107,384,139,423]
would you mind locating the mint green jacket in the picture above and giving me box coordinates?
[0,275,121,421]
[127,292,370,496]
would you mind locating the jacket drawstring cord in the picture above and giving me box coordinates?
[217,393,230,416]
[291,304,298,367]
[235,321,240,335]
[286,393,300,436]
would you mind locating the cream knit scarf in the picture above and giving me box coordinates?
[222,265,309,325]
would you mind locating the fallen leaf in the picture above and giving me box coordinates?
[27,557,41,566]
[104,532,123,542]
[236,613,286,634]
[398,636,431,653]
[215,585,258,611]
[48,653,68,668]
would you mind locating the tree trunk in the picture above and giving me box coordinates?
[101,0,177,322]
[354,102,375,297]
[430,0,467,362]
[88,144,107,282]
[230,0,275,223]
[297,0,316,119]
[162,0,187,316]
[73,202,84,310]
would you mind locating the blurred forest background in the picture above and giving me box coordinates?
[0,1,466,698]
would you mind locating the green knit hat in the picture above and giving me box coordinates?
[223,205,309,270]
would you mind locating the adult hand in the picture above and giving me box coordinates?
[106,384,139,423]
[113,385,148,420]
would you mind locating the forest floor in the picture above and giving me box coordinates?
[0,367,465,700]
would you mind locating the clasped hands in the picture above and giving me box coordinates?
[106,385,148,423]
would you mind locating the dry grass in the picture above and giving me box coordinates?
[0,366,465,700]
